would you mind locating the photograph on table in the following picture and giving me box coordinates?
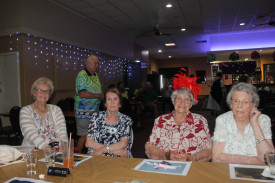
[134,159,191,176]
[4,177,51,183]
[39,152,92,167]
[229,164,275,182]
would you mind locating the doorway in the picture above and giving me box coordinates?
[0,52,21,126]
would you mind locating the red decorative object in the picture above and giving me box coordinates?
[171,68,201,104]
[251,51,260,60]
[273,51,275,61]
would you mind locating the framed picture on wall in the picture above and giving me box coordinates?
[264,64,275,84]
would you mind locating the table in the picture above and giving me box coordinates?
[0,151,257,183]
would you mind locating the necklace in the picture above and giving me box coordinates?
[106,112,119,135]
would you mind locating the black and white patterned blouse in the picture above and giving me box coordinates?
[87,111,133,157]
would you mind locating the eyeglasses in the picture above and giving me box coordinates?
[35,88,50,94]
[174,97,191,103]
[231,99,252,106]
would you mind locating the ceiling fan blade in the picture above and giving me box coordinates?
[159,33,171,36]
[255,23,268,26]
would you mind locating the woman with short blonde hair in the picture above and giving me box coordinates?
[20,77,68,149]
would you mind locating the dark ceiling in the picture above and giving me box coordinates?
[50,0,275,59]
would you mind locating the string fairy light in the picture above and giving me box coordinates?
[7,32,141,80]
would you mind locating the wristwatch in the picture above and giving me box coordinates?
[255,138,266,144]
[106,145,110,153]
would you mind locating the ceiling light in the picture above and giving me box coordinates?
[181,28,186,31]
[158,49,162,53]
[168,56,172,58]
[135,60,140,63]
[240,23,245,26]
[166,3,172,8]
[260,50,262,51]
[165,43,175,46]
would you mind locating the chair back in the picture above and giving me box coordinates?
[57,98,74,111]
[9,106,21,136]
[262,102,275,123]
[65,97,74,111]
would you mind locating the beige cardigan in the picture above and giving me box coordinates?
[20,104,68,149]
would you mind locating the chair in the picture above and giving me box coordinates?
[258,90,272,110]
[57,98,77,141]
[0,116,13,144]
[9,106,23,144]
[57,97,74,111]
[262,102,275,145]
[0,106,22,145]
[262,102,275,123]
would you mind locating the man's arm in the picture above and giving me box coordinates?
[79,91,104,100]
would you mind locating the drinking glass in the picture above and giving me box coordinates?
[266,152,275,175]
[62,139,74,168]
[44,146,55,168]
[24,152,37,175]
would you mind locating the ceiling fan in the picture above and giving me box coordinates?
[254,12,275,27]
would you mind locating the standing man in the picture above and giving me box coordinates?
[136,82,159,119]
[75,55,104,153]
[207,72,224,116]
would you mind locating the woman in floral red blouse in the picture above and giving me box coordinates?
[145,70,212,161]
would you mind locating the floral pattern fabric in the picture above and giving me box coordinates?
[34,111,57,145]
[213,111,272,156]
[146,111,212,154]
[87,111,133,157]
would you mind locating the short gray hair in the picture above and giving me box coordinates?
[31,77,54,100]
[226,82,259,107]
[171,87,196,105]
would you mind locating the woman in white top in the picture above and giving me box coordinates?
[212,82,274,164]
[20,77,68,149]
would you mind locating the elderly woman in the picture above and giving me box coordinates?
[212,82,274,164]
[85,88,133,157]
[20,77,68,149]
[145,71,212,161]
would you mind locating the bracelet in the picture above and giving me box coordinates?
[106,145,110,153]
[255,138,266,144]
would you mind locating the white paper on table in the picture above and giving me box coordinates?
[229,164,275,182]
[262,167,275,179]
[133,159,192,176]
[4,177,52,183]
[39,152,93,167]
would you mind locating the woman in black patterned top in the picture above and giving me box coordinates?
[85,88,133,157]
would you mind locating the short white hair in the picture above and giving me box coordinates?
[171,87,195,105]
[31,77,54,100]
[226,82,259,107]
